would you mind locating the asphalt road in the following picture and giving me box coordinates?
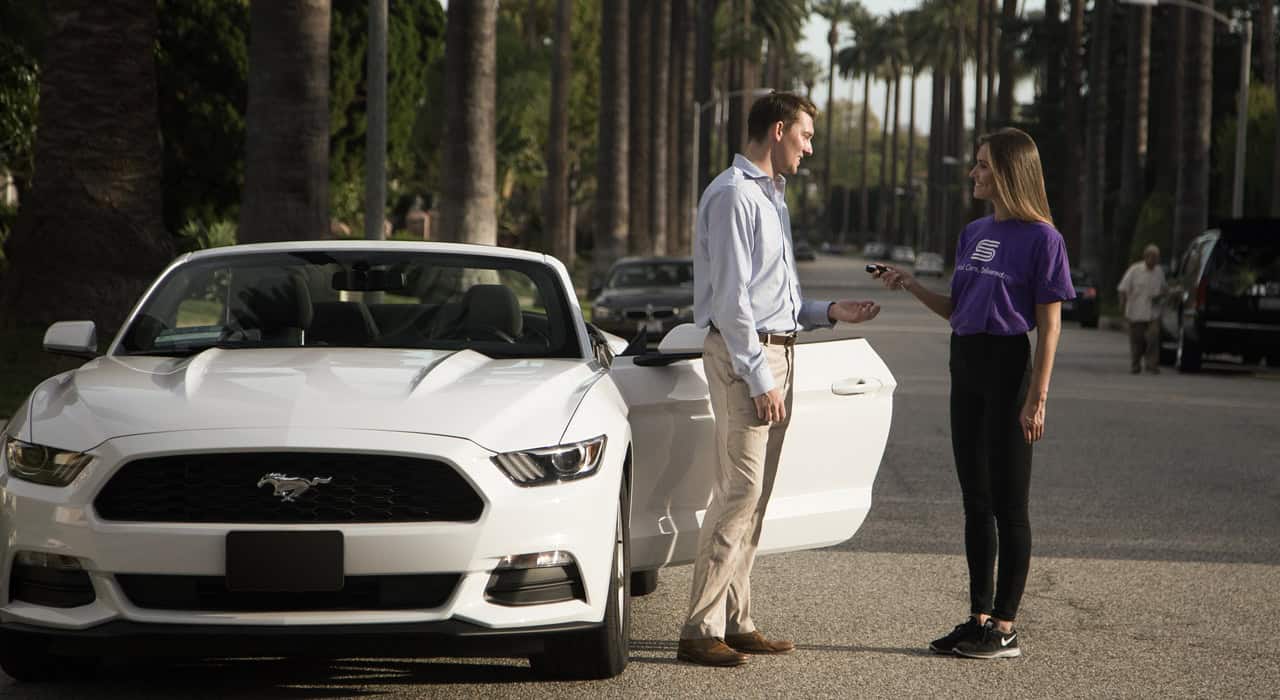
[4,253,1278,698]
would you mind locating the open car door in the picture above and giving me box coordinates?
[609,325,896,572]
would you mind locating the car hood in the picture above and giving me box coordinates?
[596,287,693,308]
[25,348,604,454]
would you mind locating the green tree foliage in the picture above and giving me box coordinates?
[330,0,445,231]
[156,0,249,235]
[0,1,43,197]
[1212,84,1276,219]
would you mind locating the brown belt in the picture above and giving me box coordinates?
[710,326,797,347]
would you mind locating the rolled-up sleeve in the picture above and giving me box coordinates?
[704,187,774,397]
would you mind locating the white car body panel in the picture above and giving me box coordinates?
[611,331,896,571]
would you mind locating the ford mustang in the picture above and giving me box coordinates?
[0,241,895,681]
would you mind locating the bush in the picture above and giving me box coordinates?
[177,218,237,252]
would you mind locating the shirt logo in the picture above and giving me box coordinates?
[971,239,1000,263]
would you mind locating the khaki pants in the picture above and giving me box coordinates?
[680,331,794,640]
[1128,320,1159,372]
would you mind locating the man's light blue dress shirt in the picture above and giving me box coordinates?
[693,154,832,397]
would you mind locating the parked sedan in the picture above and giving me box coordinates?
[590,257,694,344]
[890,245,916,264]
[0,241,897,682]
[913,251,945,277]
[793,237,817,261]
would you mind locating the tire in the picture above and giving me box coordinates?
[531,481,631,680]
[630,569,658,597]
[0,647,99,683]
[1176,325,1202,373]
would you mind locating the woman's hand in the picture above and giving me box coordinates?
[873,264,916,292]
[1019,398,1045,443]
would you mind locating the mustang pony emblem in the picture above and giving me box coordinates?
[256,473,333,502]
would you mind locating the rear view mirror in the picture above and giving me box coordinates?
[43,321,98,359]
[332,268,406,292]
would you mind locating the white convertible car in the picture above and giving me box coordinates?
[0,241,895,681]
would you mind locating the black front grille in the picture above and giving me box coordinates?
[116,573,459,611]
[94,452,484,523]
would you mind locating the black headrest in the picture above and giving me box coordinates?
[462,284,522,339]
[309,301,376,346]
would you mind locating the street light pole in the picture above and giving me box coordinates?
[1119,0,1251,217]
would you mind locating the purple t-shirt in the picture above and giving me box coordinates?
[949,216,1074,336]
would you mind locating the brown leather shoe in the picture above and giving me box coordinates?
[724,630,795,654]
[676,638,749,667]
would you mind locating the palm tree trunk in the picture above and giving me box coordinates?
[695,0,718,191]
[974,0,987,146]
[906,66,918,250]
[878,76,892,238]
[240,0,331,244]
[948,28,965,252]
[1265,0,1280,214]
[546,0,572,264]
[889,68,902,242]
[927,67,945,252]
[860,70,872,241]
[669,0,693,255]
[824,8,839,226]
[726,0,750,162]
[0,0,173,333]
[594,0,629,287]
[1059,0,1085,260]
[629,0,652,254]
[1081,0,1110,279]
[1174,2,1212,255]
[997,0,1017,122]
[436,0,496,245]
[1116,4,1150,275]
[650,0,671,256]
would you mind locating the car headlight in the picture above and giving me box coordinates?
[492,435,607,486]
[3,435,94,486]
[674,305,694,319]
[593,306,613,320]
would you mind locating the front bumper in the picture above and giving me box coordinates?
[0,618,599,659]
[0,427,622,638]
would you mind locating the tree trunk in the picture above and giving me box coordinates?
[889,69,901,242]
[1150,7,1184,200]
[997,0,1017,122]
[668,0,692,255]
[948,30,966,254]
[1116,5,1150,275]
[878,76,892,238]
[860,70,872,242]
[1261,0,1276,87]
[824,12,838,227]
[0,0,173,333]
[435,0,496,245]
[1081,0,1110,279]
[593,0,629,287]
[1059,0,1085,261]
[240,0,331,244]
[986,0,998,130]
[695,0,718,191]
[974,0,987,148]
[927,67,946,253]
[1174,2,1212,256]
[649,0,671,255]
[906,66,918,250]
[726,0,751,162]
[545,0,572,264]
[629,0,652,254]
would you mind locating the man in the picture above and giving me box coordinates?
[676,91,881,667]
[1117,244,1167,374]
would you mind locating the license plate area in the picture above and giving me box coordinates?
[225,531,344,592]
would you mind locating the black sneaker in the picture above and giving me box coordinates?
[954,620,1022,659]
[928,617,983,654]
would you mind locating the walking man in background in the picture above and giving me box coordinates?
[676,91,881,667]
[1117,244,1167,374]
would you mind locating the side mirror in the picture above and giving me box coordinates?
[633,323,706,366]
[43,321,98,359]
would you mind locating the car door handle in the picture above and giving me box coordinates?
[831,377,883,396]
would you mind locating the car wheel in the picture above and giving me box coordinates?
[1176,325,1202,373]
[0,647,99,683]
[531,481,631,680]
[630,569,658,597]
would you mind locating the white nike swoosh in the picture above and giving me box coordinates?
[1001,634,1017,647]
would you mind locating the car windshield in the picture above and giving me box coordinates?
[607,262,692,289]
[115,250,581,359]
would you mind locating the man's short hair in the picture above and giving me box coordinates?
[747,91,818,143]
[1143,244,1160,257]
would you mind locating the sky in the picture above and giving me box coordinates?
[797,0,1046,135]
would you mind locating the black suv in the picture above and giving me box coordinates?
[1159,219,1280,371]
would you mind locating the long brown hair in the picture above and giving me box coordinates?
[979,128,1054,226]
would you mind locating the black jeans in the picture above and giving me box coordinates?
[949,332,1033,622]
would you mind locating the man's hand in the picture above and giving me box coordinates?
[753,388,786,424]
[828,299,881,324]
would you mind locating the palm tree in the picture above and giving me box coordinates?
[545,0,572,265]
[1059,0,1085,259]
[836,6,876,241]
[1266,0,1280,214]
[594,0,629,287]
[239,0,332,244]
[813,0,851,222]
[0,0,173,332]
[649,0,672,255]
[435,0,497,245]
[995,0,1018,121]
[629,0,652,254]
[1081,0,1111,279]
[1116,3,1151,274]
[1173,3,1213,256]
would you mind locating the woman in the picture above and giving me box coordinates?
[874,128,1072,659]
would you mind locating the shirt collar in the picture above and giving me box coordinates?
[733,154,787,192]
